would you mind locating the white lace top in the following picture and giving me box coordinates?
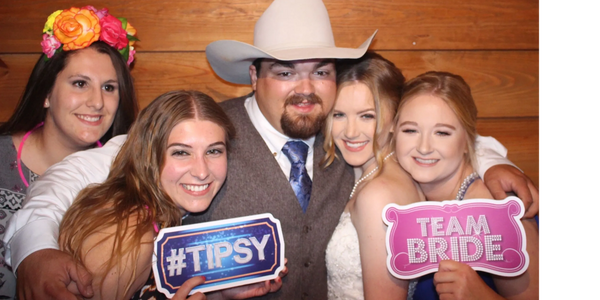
[326,211,364,300]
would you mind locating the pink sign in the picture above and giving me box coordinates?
[382,197,528,280]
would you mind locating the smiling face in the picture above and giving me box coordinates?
[160,119,228,215]
[250,59,337,139]
[395,94,468,187]
[44,47,120,148]
[331,82,394,169]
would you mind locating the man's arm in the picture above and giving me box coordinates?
[474,135,539,218]
[3,135,126,299]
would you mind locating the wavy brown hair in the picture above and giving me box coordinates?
[322,51,405,179]
[59,90,235,298]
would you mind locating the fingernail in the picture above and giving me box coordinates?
[86,286,94,296]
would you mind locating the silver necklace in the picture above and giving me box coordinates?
[349,151,395,199]
[455,172,480,200]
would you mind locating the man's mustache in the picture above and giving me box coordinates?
[284,94,323,106]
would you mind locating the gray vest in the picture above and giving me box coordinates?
[184,96,354,299]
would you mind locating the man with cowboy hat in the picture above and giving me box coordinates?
[5,0,538,299]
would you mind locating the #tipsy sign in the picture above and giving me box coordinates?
[152,213,285,297]
[382,197,528,279]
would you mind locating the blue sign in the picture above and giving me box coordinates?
[152,213,285,296]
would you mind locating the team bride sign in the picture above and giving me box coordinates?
[382,197,529,279]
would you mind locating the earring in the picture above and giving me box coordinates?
[44,100,50,108]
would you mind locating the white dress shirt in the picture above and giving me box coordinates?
[2,95,515,272]
[245,95,315,179]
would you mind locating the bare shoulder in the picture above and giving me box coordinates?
[353,164,423,222]
[464,179,494,199]
[358,164,422,205]
[80,212,155,299]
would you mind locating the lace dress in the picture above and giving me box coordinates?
[325,211,364,300]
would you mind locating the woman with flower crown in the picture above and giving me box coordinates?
[0,6,139,298]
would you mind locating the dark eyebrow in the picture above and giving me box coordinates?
[167,143,191,149]
[167,141,227,149]
[269,61,295,70]
[209,141,227,148]
[68,74,91,81]
[268,59,335,70]
[315,59,335,69]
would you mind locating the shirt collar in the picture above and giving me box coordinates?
[244,95,315,154]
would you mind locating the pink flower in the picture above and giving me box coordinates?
[41,34,61,58]
[127,47,136,66]
[99,14,128,49]
[82,5,109,19]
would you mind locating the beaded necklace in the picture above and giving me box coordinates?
[455,172,480,200]
[349,151,395,200]
[17,122,102,187]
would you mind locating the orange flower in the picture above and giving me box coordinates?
[53,7,101,51]
[125,21,137,46]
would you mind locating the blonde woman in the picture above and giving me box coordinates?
[323,52,423,299]
[394,71,539,299]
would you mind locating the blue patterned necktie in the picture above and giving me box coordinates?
[281,140,312,213]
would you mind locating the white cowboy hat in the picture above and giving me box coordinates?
[206,0,377,85]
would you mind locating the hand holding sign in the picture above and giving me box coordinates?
[153,213,285,297]
[171,276,208,300]
[383,197,529,280]
[433,260,500,300]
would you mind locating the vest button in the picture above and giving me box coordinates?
[304,261,311,267]
[303,225,311,233]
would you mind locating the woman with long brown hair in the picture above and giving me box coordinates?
[0,6,138,297]
[59,90,281,299]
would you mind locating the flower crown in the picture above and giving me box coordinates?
[41,6,139,66]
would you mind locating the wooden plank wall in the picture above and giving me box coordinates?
[0,0,539,186]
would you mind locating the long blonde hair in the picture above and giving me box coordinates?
[59,90,235,297]
[323,51,405,178]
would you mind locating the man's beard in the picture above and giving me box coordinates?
[280,94,326,139]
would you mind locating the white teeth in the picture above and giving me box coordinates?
[77,115,101,122]
[182,184,209,192]
[345,141,368,148]
[415,158,438,164]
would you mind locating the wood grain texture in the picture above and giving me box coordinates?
[0,0,538,53]
[0,0,538,187]
[477,118,539,187]
[0,50,538,120]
